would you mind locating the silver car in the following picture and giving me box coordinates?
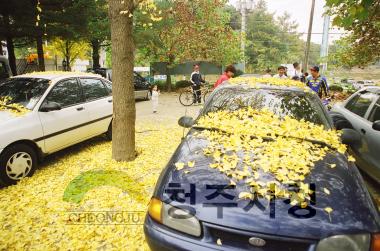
[331,87,380,183]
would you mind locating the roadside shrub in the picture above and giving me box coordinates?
[175,80,191,89]
[329,85,343,92]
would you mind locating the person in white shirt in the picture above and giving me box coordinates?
[292,62,305,82]
[273,66,288,79]
[151,85,160,113]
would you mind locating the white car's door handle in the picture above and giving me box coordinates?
[108,99,112,103]
[76,107,84,111]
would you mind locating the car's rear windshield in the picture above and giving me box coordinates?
[0,78,50,110]
[202,87,330,127]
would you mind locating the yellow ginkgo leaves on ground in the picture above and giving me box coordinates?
[194,107,348,206]
[0,123,182,250]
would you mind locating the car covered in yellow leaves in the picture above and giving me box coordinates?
[145,77,380,251]
[0,72,113,185]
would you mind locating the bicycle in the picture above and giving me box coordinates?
[179,83,213,106]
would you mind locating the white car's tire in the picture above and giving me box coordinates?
[0,144,37,185]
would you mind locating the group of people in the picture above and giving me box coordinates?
[271,62,329,99]
[151,62,329,113]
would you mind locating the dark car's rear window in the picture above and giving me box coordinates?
[202,87,330,127]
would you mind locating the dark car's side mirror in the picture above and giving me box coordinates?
[40,101,61,112]
[373,120,380,131]
[341,128,361,146]
[178,116,195,128]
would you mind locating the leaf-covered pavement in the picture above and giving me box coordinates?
[0,123,182,250]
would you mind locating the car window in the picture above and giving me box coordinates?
[80,78,109,101]
[345,92,376,118]
[102,79,112,94]
[369,98,380,122]
[45,78,82,108]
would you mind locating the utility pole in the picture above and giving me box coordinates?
[320,14,330,73]
[303,0,316,72]
[238,0,254,73]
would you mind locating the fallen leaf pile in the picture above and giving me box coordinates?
[0,96,30,116]
[229,77,308,90]
[193,107,351,205]
[0,123,182,250]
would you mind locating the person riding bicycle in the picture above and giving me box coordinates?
[306,65,329,99]
[214,65,236,89]
[190,64,205,104]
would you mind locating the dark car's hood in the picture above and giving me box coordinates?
[154,130,380,240]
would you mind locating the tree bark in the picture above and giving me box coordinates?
[6,36,17,75]
[91,40,101,68]
[36,35,45,71]
[109,0,136,161]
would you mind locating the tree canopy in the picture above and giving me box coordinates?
[326,0,380,66]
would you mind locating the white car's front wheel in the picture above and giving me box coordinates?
[0,144,37,186]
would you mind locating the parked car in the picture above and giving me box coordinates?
[0,56,12,83]
[87,68,151,100]
[331,86,380,183]
[0,72,113,185]
[144,81,380,251]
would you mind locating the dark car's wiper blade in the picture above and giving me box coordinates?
[191,126,336,150]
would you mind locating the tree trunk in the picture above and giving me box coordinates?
[166,73,172,92]
[91,40,101,68]
[6,36,17,75]
[36,35,45,71]
[109,0,136,161]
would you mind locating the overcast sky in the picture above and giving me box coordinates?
[228,0,346,44]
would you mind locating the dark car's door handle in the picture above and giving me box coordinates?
[108,99,112,103]
[76,107,84,111]
[361,128,366,134]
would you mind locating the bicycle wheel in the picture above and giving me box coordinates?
[179,90,194,106]
[203,89,212,103]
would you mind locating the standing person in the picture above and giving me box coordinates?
[190,64,205,104]
[293,62,302,78]
[262,69,272,78]
[306,66,329,98]
[151,85,160,113]
[214,65,236,89]
[273,66,288,79]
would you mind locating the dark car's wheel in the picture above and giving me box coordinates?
[0,144,37,186]
[106,122,112,140]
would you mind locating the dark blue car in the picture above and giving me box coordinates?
[144,82,380,251]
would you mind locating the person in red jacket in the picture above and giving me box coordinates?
[214,65,236,89]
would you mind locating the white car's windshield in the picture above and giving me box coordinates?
[0,78,50,110]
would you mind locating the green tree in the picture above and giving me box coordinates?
[325,0,380,66]
[135,0,241,90]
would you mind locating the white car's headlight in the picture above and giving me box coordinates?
[148,198,202,237]
[316,234,372,251]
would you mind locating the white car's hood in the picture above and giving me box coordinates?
[0,110,17,123]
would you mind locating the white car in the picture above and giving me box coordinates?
[0,72,113,185]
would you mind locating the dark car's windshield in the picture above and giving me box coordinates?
[0,78,50,110]
[202,87,330,127]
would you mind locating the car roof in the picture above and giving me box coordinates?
[362,86,380,94]
[220,80,308,94]
[12,71,103,81]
